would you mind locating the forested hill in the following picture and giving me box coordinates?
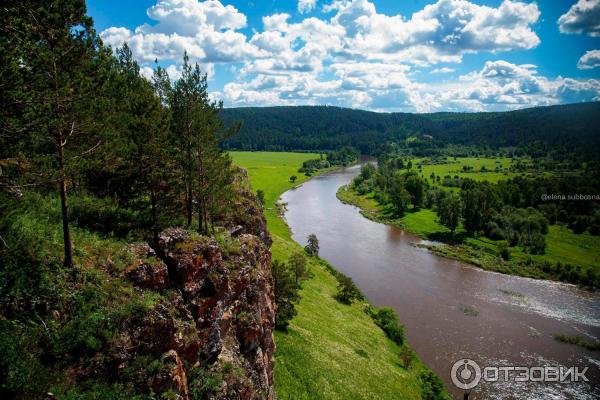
[221,102,600,156]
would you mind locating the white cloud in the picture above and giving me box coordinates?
[222,59,600,112]
[100,0,262,67]
[558,0,600,36]
[418,60,600,112]
[298,0,317,14]
[325,0,541,65]
[431,67,455,74]
[577,49,600,69]
[100,0,599,112]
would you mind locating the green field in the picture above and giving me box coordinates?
[338,156,600,283]
[230,152,441,400]
[413,156,515,184]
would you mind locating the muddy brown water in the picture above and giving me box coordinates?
[280,164,600,400]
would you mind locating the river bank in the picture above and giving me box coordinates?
[230,152,449,400]
[337,184,600,289]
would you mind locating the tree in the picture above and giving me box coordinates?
[105,44,174,246]
[290,175,297,183]
[169,52,201,227]
[5,1,112,267]
[289,252,307,283]
[437,192,461,233]
[404,173,425,208]
[389,174,411,215]
[335,275,362,304]
[168,53,238,233]
[272,260,300,331]
[305,233,319,256]
[461,183,498,234]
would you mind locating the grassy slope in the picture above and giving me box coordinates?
[337,156,600,279]
[230,152,433,400]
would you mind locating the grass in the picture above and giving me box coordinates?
[337,158,600,285]
[413,156,516,184]
[230,151,320,254]
[230,151,443,400]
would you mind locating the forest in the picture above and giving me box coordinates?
[221,103,600,158]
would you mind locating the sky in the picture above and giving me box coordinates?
[87,0,600,112]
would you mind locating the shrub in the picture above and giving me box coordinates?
[334,275,363,304]
[419,370,447,400]
[272,260,300,331]
[370,307,405,346]
[188,366,222,400]
[289,252,308,283]
[498,241,510,260]
[398,346,414,369]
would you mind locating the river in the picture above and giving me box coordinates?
[280,164,600,400]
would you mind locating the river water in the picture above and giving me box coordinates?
[280,164,600,400]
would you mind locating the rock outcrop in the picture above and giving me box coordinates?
[113,181,275,400]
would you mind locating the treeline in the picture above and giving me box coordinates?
[1,1,238,269]
[221,103,600,159]
[298,146,359,175]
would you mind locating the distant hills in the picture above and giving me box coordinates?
[221,102,600,156]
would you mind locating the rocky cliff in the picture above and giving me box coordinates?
[116,172,275,400]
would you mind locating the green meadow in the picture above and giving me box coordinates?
[413,156,515,184]
[230,151,441,400]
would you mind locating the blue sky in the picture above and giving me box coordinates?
[87,0,600,112]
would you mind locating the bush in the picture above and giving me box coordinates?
[272,260,300,331]
[334,275,363,304]
[419,370,447,400]
[70,194,141,237]
[498,241,510,260]
[569,215,591,234]
[368,306,405,346]
[398,346,414,369]
[524,232,546,254]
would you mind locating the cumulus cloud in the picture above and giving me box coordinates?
[298,0,317,14]
[418,60,600,112]
[100,0,263,67]
[577,50,600,69]
[222,59,600,112]
[325,0,541,64]
[558,0,600,36]
[100,0,599,112]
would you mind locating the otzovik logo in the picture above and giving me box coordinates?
[450,358,590,390]
[451,359,482,390]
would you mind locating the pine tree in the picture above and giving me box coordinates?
[4,0,112,267]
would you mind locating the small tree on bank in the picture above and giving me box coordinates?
[305,233,319,256]
[335,275,363,304]
[272,260,300,331]
[289,252,307,284]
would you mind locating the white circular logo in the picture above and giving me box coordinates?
[451,359,482,390]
